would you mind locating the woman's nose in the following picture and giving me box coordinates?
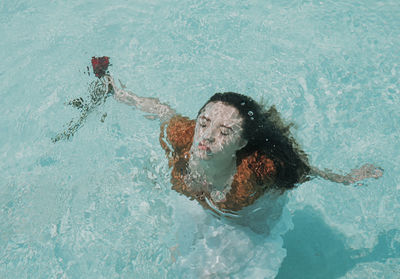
[203,126,216,142]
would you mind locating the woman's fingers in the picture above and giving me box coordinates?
[350,164,384,183]
[361,164,384,179]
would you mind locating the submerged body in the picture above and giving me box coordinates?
[106,75,383,215]
[160,115,290,234]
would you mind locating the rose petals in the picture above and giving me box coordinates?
[91,56,110,78]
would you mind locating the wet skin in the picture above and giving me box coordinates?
[186,102,248,199]
[190,101,247,163]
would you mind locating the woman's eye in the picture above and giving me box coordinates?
[199,117,209,127]
[220,129,230,136]
[199,120,207,127]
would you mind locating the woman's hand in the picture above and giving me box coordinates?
[105,75,138,105]
[346,164,384,184]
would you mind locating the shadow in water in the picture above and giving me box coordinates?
[276,206,400,279]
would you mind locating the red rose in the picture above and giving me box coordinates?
[91,56,110,78]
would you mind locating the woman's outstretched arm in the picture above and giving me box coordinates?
[106,75,176,121]
[310,164,384,185]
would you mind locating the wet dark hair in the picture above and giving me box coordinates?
[198,92,311,190]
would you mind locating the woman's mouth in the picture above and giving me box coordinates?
[198,143,211,153]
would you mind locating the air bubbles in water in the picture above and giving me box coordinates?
[266,138,269,142]
[248,111,254,116]
[250,117,254,121]
[241,102,246,106]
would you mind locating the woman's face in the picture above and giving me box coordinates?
[191,101,247,161]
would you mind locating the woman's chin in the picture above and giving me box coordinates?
[193,149,214,160]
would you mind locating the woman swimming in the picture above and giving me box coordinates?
[105,75,383,214]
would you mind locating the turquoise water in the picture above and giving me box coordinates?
[1,0,399,278]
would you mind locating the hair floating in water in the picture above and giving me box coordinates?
[52,56,113,143]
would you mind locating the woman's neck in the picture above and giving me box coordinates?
[188,155,237,192]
